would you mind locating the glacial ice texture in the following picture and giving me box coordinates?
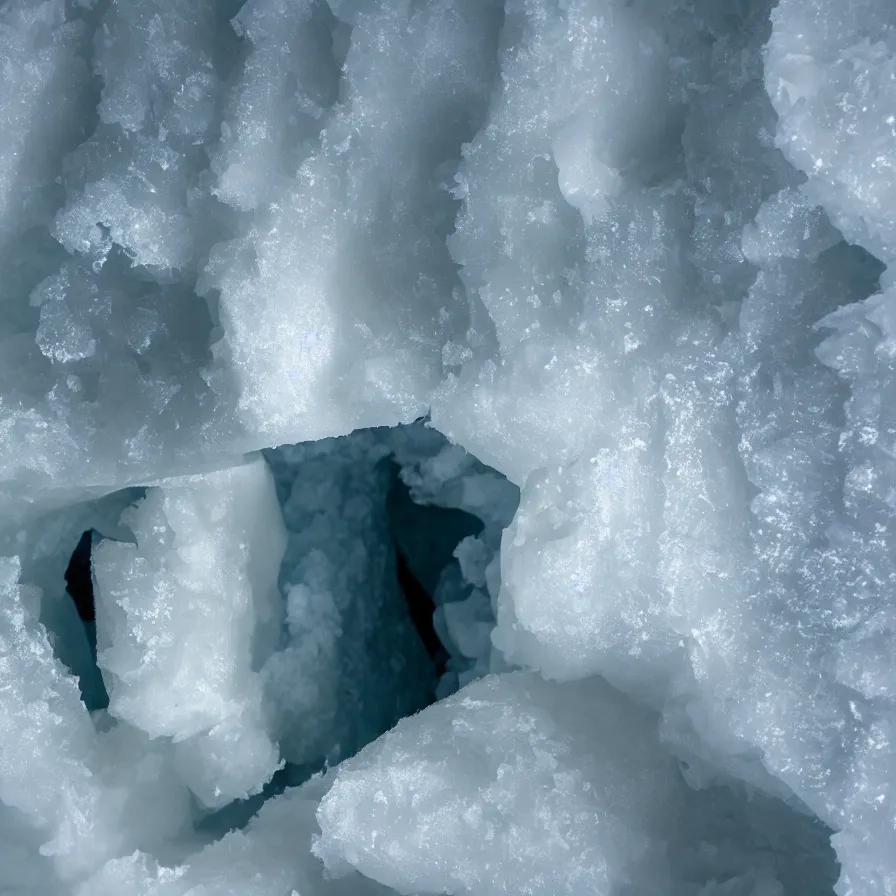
[1,0,895,893]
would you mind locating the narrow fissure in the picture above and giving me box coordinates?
[65,529,95,624]
[62,527,110,713]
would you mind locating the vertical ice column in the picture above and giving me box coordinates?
[261,432,435,770]
[201,0,502,448]
[54,0,222,273]
[0,0,88,241]
[765,3,896,891]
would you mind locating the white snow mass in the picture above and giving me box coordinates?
[0,0,894,893]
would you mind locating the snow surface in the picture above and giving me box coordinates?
[1,0,895,893]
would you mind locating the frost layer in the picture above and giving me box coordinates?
[0,0,894,894]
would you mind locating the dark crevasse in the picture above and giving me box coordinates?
[197,421,515,838]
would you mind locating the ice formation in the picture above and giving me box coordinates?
[1,0,895,893]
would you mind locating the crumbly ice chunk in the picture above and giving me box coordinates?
[315,670,832,895]
[93,458,285,807]
[387,423,519,688]
[74,777,394,896]
[209,0,334,212]
[0,555,193,882]
[765,0,896,263]
[315,672,681,896]
[0,556,118,879]
[0,0,89,240]
[54,0,221,273]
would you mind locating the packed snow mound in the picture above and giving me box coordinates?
[316,672,836,896]
[315,672,683,896]
[1,0,895,893]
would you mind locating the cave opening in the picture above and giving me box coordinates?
[190,422,516,836]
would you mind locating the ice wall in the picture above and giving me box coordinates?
[261,431,436,769]
[1,0,895,894]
